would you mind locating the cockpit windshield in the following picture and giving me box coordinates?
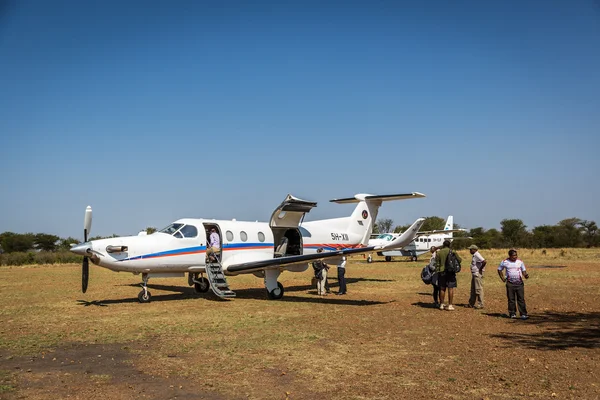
[159,223,184,235]
[158,223,198,238]
[376,234,394,241]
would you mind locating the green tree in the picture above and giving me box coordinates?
[375,218,394,234]
[500,219,528,248]
[469,227,490,249]
[34,233,60,252]
[531,225,558,248]
[555,218,582,247]
[578,220,598,248]
[485,228,505,248]
[0,232,35,253]
[58,237,80,251]
[146,227,157,234]
[393,224,411,234]
[420,216,445,232]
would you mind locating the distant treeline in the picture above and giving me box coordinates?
[0,229,157,266]
[378,216,598,250]
[0,218,597,266]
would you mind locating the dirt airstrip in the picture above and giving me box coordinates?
[1,250,599,399]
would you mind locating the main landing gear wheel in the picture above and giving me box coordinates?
[385,256,392,262]
[194,277,210,293]
[411,255,418,262]
[267,282,284,300]
[138,289,152,303]
[367,254,373,263]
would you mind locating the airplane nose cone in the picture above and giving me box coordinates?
[70,243,90,256]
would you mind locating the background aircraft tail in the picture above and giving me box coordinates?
[444,215,454,238]
[330,193,426,246]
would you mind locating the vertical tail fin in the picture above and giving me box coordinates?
[443,216,454,238]
[330,192,426,246]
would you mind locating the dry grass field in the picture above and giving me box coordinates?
[1,248,599,399]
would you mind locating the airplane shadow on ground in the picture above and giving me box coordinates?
[76,278,393,306]
[487,311,600,350]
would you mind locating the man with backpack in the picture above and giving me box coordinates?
[312,248,330,296]
[435,240,462,311]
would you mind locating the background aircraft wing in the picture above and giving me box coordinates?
[415,228,466,236]
[226,247,375,275]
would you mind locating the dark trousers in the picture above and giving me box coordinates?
[506,282,528,316]
[432,284,440,304]
[337,267,346,294]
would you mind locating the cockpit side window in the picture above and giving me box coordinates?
[180,225,198,238]
[174,231,183,238]
[159,223,184,235]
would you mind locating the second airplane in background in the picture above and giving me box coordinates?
[367,216,467,262]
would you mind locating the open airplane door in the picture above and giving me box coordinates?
[269,194,317,257]
[270,194,317,228]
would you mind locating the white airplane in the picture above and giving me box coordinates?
[70,192,426,302]
[366,216,466,262]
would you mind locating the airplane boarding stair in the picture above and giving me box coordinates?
[205,258,236,299]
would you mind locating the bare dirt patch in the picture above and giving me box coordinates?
[0,342,229,400]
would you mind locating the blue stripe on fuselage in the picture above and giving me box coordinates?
[120,243,274,261]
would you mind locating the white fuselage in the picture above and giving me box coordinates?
[89,217,365,275]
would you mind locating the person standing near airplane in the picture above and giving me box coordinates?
[312,248,330,296]
[467,245,486,309]
[497,249,529,320]
[336,248,347,295]
[435,240,461,311]
[427,246,440,307]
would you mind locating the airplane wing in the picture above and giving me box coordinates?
[227,217,426,275]
[226,246,375,275]
[415,228,467,236]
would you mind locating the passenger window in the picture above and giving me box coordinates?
[226,231,234,241]
[180,225,198,238]
[258,232,265,242]
[240,231,248,242]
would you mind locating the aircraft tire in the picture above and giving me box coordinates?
[411,256,418,262]
[267,282,284,300]
[194,277,210,293]
[367,255,373,263]
[385,256,392,262]
[138,290,152,303]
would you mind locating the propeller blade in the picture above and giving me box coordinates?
[82,256,89,293]
[84,206,92,242]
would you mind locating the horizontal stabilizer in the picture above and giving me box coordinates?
[330,192,426,204]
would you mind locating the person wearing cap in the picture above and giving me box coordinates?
[467,244,486,309]
[206,227,221,262]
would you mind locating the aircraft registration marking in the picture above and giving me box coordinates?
[330,233,349,241]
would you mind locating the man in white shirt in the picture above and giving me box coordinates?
[497,249,530,320]
[467,245,486,309]
[336,249,347,295]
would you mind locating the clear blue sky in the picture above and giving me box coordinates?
[1,0,599,239]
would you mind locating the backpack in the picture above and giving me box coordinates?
[445,250,461,273]
[421,265,433,285]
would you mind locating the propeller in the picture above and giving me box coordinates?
[82,206,92,293]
